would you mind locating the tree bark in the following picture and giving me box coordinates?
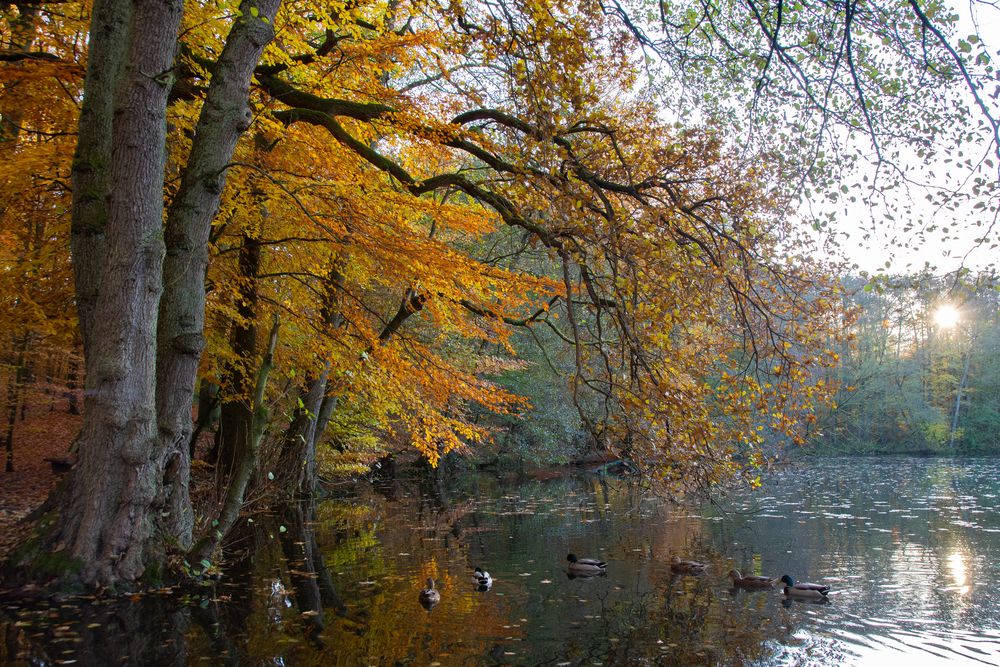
[155,0,281,548]
[69,0,131,358]
[5,0,282,591]
[52,0,183,588]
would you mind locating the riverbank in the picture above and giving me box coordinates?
[0,394,78,559]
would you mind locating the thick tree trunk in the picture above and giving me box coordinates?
[5,0,283,591]
[52,0,183,588]
[154,0,281,547]
[69,0,131,358]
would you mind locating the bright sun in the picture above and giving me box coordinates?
[934,304,960,328]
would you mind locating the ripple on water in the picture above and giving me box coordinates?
[4,457,1000,666]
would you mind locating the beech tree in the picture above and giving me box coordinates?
[4,0,282,587]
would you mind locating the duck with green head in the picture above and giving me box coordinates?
[780,574,830,599]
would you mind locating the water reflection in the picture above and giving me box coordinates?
[947,551,969,596]
[3,458,1000,665]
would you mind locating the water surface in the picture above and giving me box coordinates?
[3,457,1000,665]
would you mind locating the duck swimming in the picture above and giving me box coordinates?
[779,574,830,599]
[419,577,441,608]
[473,567,492,589]
[728,569,776,588]
[670,556,707,574]
[567,553,607,576]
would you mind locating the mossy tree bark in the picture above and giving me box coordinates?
[69,0,130,359]
[155,0,282,547]
[10,0,283,590]
[53,0,183,587]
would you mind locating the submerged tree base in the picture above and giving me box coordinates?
[2,517,109,596]
[1,502,192,597]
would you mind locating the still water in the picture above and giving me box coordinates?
[3,457,1000,665]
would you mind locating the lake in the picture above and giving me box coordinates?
[3,457,1000,665]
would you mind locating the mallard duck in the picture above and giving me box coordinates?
[567,553,607,575]
[419,578,441,608]
[779,574,830,599]
[670,556,707,574]
[473,567,492,589]
[728,569,776,588]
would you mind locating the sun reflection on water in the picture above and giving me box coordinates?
[947,550,970,596]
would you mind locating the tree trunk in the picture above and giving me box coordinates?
[51,0,183,588]
[154,0,281,547]
[189,378,218,458]
[64,351,80,415]
[272,260,345,496]
[3,335,30,472]
[0,3,38,143]
[3,372,16,474]
[69,0,132,358]
[278,280,425,495]
[949,347,972,449]
[312,394,339,451]
[6,0,283,591]
[190,316,279,565]
[275,365,331,497]
[214,233,262,482]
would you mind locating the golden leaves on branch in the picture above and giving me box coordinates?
[2,0,848,484]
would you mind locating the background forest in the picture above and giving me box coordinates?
[816,271,1000,455]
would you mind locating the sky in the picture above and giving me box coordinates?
[812,1,1000,276]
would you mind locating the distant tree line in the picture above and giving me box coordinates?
[814,270,1000,455]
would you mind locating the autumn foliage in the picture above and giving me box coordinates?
[0,0,844,485]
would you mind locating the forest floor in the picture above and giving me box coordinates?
[0,391,80,559]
